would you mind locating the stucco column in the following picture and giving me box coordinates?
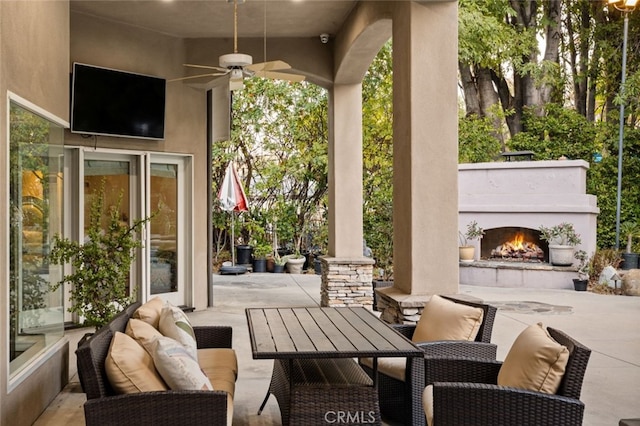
[390,1,459,296]
[322,83,374,308]
[328,83,364,258]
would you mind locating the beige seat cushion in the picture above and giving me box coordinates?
[359,357,406,381]
[149,335,213,391]
[412,295,484,343]
[158,304,198,360]
[105,331,167,394]
[423,385,434,426]
[497,322,569,394]
[198,348,238,398]
[132,296,164,329]
[125,318,164,352]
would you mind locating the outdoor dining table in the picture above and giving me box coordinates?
[246,307,423,425]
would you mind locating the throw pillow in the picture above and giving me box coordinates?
[132,296,164,329]
[497,322,569,394]
[150,335,213,391]
[105,331,167,394]
[158,303,198,360]
[126,318,164,353]
[412,295,484,343]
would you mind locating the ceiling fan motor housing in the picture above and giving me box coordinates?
[219,53,253,69]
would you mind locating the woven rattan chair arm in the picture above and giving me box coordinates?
[193,325,233,349]
[431,382,585,426]
[390,323,416,339]
[83,390,230,426]
[416,341,497,359]
[424,357,502,385]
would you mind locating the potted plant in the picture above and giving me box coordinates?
[572,250,590,291]
[284,252,306,274]
[539,222,581,266]
[48,183,149,331]
[459,221,484,262]
[252,243,272,273]
[272,252,287,273]
[620,221,640,270]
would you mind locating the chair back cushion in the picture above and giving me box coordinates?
[412,295,484,343]
[132,296,164,328]
[497,322,569,394]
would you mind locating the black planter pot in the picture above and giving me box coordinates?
[621,253,639,270]
[273,264,285,273]
[253,258,267,273]
[573,278,588,292]
[314,258,322,275]
[236,245,253,265]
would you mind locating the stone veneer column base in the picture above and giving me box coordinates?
[376,287,483,324]
[320,257,375,308]
[375,286,430,324]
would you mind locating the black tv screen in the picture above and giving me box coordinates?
[71,63,166,140]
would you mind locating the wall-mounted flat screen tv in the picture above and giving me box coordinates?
[71,63,166,140]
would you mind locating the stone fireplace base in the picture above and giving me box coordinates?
[460,260,577,290]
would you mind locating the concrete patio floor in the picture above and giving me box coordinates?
[34,272,640,425]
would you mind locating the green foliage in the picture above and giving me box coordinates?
[362,41,394,275]
[458,114,503,163]
[48,181,149,329]
[539,223,582,247]
[212,78,329,258]
[459,221,485,246]
[508,104,599,161]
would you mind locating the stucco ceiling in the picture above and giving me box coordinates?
[70,0,358,39]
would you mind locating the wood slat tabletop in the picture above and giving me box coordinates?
[246,307,422,359]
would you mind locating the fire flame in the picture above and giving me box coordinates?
[511,232,525,250]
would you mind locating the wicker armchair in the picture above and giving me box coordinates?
[359,296,497,426]
[425,327,592,426]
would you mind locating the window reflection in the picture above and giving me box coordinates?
[9,100,64,375]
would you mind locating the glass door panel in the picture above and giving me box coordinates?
[83,157,137,299]
[150,163,178,296]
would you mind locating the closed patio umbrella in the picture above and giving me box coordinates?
[218,161,248,266]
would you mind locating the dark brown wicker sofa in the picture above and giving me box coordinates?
[76,302,236,426]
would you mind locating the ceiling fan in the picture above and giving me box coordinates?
[170,0,305,91]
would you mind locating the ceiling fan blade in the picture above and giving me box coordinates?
[254,70,305,83]
[168,72,227,82]
[246,60,291,72]
[183,63,229,73]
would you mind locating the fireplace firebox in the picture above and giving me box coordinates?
[482,227,548,262]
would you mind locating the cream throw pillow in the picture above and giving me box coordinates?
[126,318,164,352]
[497,322,569,394]
[412,295,484,343]
[105,331,167,394]
[132,296,164,329]
[158,303,198,360]
[150,335,213,391]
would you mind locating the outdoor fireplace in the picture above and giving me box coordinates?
[482,227,547,262]
[458,159,598,289]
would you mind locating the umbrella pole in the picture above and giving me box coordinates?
[231,212,235,265]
